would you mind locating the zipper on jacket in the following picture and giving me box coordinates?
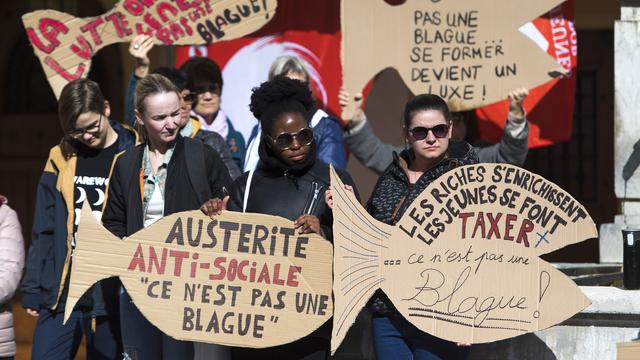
[305,181,321,214]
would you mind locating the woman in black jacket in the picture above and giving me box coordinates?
[201,76,357,359]
[366,94,477,360]
[102,74,231,360]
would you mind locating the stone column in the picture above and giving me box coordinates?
[601,2,640,262]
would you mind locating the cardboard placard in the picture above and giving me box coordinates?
[330,164,597,354]
[66,203,332,348]
[617,341,640,360]
[22,0,278,98]
[341,0,565,113]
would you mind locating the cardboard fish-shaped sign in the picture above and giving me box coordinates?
[22,0,278,98]
[330,164,596,354]
[65,203,331,348]
[341,0,566,115]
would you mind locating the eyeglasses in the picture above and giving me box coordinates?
[268,128,314,150]
[193,83,221,96]
[409,124,449,140]
[68,114,102,139]
[181,92,197,104]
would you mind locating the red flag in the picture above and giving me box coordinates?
[475,1,577,148]
[176,1,342,140]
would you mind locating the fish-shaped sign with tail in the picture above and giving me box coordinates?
[23,0,278,98]
[66,202,331,348]
[330,163,596,354]
[340,0,566,116]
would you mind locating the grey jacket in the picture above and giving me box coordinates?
[0,202,24,357]
[344,115,529,174]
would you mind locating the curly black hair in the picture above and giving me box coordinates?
[249,76,315,134]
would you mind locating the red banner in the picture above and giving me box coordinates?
[475,1,577,148]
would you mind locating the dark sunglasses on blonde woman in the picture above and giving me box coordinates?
[269,128,314,150]
[409,124,449,140]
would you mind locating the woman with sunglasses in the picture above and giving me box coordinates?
[22,78,137,359]
[181,56,247,170]
[365,94,477,360]
[102,74,232,360]
[201,76,358,359]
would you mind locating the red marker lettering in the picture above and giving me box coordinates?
[70,35,93,59]
[26,18,69,54]
[44,56,85,81]
[80,17,104,45]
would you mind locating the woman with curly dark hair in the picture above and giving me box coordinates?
[201,76,358,359]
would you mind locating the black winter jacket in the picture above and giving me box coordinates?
[22,121,137,313]
[366,140,479,314]
[227,140,358,241]
[102,135,231,238]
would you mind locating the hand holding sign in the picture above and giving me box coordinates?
[67,202,331,348]
[23,0,278,98]
[341,0,565,116]
[330,164,596,354]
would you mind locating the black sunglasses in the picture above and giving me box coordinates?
[268,128,314,150]
[193,83,221,96]
[181,93,197,103]
[409,124,449,140]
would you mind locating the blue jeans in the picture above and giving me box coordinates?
[120,290,193,360]
[31,308,121,360]
[372,315,470,360]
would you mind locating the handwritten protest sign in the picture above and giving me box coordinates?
[22,0,278,98]
[66,203,331,348]
[330,164,597,354]
[341,0,565,114]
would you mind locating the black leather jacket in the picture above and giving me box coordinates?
[227,140,358,241]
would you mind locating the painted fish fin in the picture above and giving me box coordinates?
[63,201,121,324]
[329,166,393,355]
[22,9,105,98]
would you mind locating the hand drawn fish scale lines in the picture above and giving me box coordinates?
[335,224,380,253]
[334,185,390,238]
[335,278,387,334]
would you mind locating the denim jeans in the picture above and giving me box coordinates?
[372,315,470,360]
[31,308,121,360]
[120,290,193,360]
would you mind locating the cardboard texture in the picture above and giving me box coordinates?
[617,341,640,360]
[330,164,596,354]
[66,203,332,348]
[22,0,278,98]
[341,0,565,115]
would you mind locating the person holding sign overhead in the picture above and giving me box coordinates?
[201,76,358,359]
[102,74,232,360]
[340,88,530,174]
[22,79,137,360]
[341,94,477,359]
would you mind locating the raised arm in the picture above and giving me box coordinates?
[340,89,402,174]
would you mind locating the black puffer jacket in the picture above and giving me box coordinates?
[227,139,358,241]
[366,140,478,314]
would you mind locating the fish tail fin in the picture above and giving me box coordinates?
[64,201,120,324]
[22,10,99,98]
[329,166,392,354]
